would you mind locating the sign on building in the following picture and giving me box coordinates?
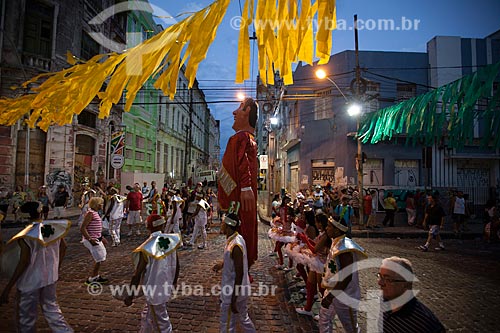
[259,155,268,170]
[110,130,125,169]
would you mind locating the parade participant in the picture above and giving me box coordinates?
[125,183,143,236]
[77,180,96,226]
[212,210,256,333]
[166,189,184,234]
[104,187,126,247]
[268,197,295,270]
[285,204,314,284]
[271,194,281,218]
[185,192,210,249]
[418,194,446,252]
[184,190,198,235]
[295,212,331,317]
[319,216,367,333]
[378,256,445,333]
[147,192,166,216]
[218,98,259,269]
[80,197,109,285]
[206,187,216,230]
[124,214,181,333]
[0,201,73,332]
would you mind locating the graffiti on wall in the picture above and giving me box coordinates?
[457,168,489,187]
[312,167,335,185]
[46,170,73,206]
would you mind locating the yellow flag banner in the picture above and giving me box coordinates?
[0,0,336,130]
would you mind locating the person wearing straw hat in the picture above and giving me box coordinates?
[0,201,73,332]
[104,187,127,247]
[318,216,367,333]
[212,207,256,333]
[185,191,210,249]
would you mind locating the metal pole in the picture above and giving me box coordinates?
[354,14,364,226]
[25,124,30,189]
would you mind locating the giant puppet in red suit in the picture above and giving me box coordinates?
[218,98,258,268]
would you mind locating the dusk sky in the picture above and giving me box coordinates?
[149,0,500,157]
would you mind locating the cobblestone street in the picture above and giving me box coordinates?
[1,217,499,332]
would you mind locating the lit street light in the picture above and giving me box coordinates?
[315,67,365,226]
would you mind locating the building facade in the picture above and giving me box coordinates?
[426,29,500,207]
[0,0,126,204]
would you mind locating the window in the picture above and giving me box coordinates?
[135,151,144,161]
[164,144,169,172]
[75,135,95,155]
[365,81,380,113]
[77,110,97,128]
[81,31,100,60]
[363,159,383,186]
[394,160,419,186]
[136,136,145,149]
[314,88,334,120]
[23,0,53,58]
[396,84,416,102]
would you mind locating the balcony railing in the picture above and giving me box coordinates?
[22,53,52,72]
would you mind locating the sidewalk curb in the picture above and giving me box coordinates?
[258,208,483,240]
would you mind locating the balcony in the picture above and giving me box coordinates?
[22,53,52,72]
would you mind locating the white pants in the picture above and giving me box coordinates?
[140,302,172,333]
[165,218,181,234]
[219,297,256,333]
[319,298,359,333]
[16,283,73,333]
[190,223,207,246]
[109,218,122,244]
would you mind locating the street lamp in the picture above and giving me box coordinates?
[315,68,364,226]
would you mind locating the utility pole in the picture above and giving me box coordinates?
[183,90,193,183]
[354,14,364,226]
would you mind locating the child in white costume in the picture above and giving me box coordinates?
[186,192,210,249]
[213,210,256,333]
[319,216,367,333]
[166,190,183,234]
[124,214,181,333]
[0,201,73,332]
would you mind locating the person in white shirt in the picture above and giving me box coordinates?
[185,192,210,249]
[0,202,73,332]
[124,214,180,333]
[213,211,256,333]
[104,187,126,246]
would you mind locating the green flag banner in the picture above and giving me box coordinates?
[358,62,500,148]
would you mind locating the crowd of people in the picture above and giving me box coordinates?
[267,186,447,332]
[0,97,494,332]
